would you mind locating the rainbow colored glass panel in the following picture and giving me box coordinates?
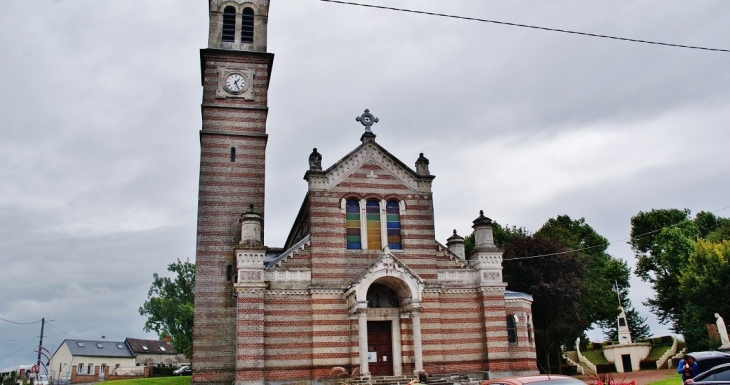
[345,199,361,249]
[366,200,382,250]
[386,201,402,250]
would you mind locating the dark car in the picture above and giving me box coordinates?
[687,363,730,384]
[685,351,730,375]
[481,375,586,385]
[173,365,192,376]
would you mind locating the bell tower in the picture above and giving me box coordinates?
[192,1,273,384]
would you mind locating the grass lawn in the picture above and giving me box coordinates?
[99,376,191,385]
[646,344,673,361]
[647,373,681,385]
[581,349,610,365]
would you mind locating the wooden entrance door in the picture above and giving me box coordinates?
[367,321,393,376]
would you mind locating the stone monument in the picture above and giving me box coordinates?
[716,313,730,351]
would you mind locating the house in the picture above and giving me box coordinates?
[49,339,135,384]
[191,2,539,385]
[124,337,178,367]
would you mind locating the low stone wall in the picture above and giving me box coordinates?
[69,365,149,384]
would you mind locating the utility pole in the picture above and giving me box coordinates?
[37,317,45,369]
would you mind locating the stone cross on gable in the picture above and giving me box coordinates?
[356,109,379,133]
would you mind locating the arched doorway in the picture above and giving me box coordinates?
[366,283,400,376]
[347,253,424,378]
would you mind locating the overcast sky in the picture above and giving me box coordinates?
[1,0,729,367]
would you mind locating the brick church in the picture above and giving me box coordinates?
[192,1,538,384]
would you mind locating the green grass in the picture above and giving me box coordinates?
[99,376,191,385]
[646,344,673,361]
[581,349,610,365]
[647,373,681,385]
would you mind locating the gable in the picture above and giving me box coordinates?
[306,141,433,193]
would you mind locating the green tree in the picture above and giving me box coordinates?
[679,239,730,350]
[630,209,698,332]
[600,294,651,342]
[535,216,628,328]
[631,208,730,348]
[139,259,195,358]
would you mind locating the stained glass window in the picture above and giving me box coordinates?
[346,199,361,249]
[366,200,382,250]
[386,200,401,250]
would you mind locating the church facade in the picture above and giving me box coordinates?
[192,2,538,385]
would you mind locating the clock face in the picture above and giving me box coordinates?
[225,73,247,93]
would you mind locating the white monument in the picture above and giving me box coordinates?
[716,313,730,351]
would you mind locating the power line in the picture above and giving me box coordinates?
[0,339,34,363]
[0,317,42,325]
[320,0,730,53]
[46,323,80,340]
[502,205,730,262]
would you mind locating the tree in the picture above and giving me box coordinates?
[679,239,730,350]
[630,209,730,336]
[502,233,588,373]
[535,215,649,342]
[139,259,195,358]
[600,294,651,342]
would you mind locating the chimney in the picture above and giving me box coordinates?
[164,335,171,344]
[101,336,106,341]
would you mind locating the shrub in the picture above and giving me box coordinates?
[640,360,657,370]
[560,365,578,375]
[595,364,614,374]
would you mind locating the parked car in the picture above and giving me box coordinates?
[685,351,730,375]
[481,375,586,385]
[686,362,730,384]
[173,365,192,376]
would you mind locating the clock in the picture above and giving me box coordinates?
[225,73,247,94]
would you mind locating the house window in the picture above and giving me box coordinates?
[87,363,94,375]
[507,315,517,343]
[77,363,84,374]
[222,6,236,43]
[386,200,401,250]
[345,199,361,249]
[241,7,254,43]
[366,200,382,250]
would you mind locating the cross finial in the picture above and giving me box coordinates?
[356,109,379,133]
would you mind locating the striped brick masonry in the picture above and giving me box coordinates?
[193,1,537,384]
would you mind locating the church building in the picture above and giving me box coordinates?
[192,2,538,385]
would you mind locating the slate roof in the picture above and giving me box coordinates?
[124,338,177,355]
[64,339,134,358]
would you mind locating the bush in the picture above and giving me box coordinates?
[640,360,657,370]
[560,365,578,375]
[595,364,615,374]
[150,366,177,377]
